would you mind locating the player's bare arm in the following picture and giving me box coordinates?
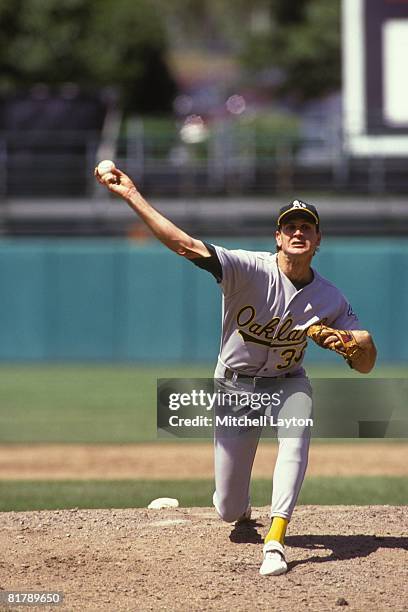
[310,325,377,374]
[321,328,377,374]
[347,330,377,373]
[94,165,210,259]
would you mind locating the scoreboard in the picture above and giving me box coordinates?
[342,0,408,155]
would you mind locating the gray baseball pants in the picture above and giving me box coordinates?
[212,375,313,522]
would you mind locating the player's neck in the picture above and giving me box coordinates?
[277,251,314,286]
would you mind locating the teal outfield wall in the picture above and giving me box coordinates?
[0,238,405,363]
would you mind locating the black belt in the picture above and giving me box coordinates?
[224,368,291,381]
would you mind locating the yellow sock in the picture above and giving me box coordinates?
[264,516,288,545]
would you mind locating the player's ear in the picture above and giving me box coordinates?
[275,229,282,248]
[316,228,321,247]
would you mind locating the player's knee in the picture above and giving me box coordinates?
[216,506,243,523]
[213,491,246,523]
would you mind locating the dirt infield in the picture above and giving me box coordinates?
[0,443,406,479]
[1,505,406,611]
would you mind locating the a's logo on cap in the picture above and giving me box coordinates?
[292,200,307,209]
[277,199,319,227]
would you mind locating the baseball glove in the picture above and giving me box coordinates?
[306,323,362,367]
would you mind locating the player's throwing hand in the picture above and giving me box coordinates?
[94,163,137,202]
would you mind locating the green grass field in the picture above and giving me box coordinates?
[0,364,406,510]
[0,363,407,443]
[0,477,406,512]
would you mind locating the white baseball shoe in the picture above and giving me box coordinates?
[259,540,287,576]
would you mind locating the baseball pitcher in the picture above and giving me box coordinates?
[95,167,377,576]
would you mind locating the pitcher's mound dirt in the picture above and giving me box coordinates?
[1,505,407,611]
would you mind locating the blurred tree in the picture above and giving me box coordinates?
[241,0,341,100]
[273,0,307,25]
[155,0,258,51]
[0,0,177,113]
[155,0,340,101]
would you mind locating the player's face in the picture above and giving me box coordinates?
[275,217,321,257]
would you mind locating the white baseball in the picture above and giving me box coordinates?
[97,159,116,176]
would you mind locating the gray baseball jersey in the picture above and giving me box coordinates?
[210,246,359,377]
